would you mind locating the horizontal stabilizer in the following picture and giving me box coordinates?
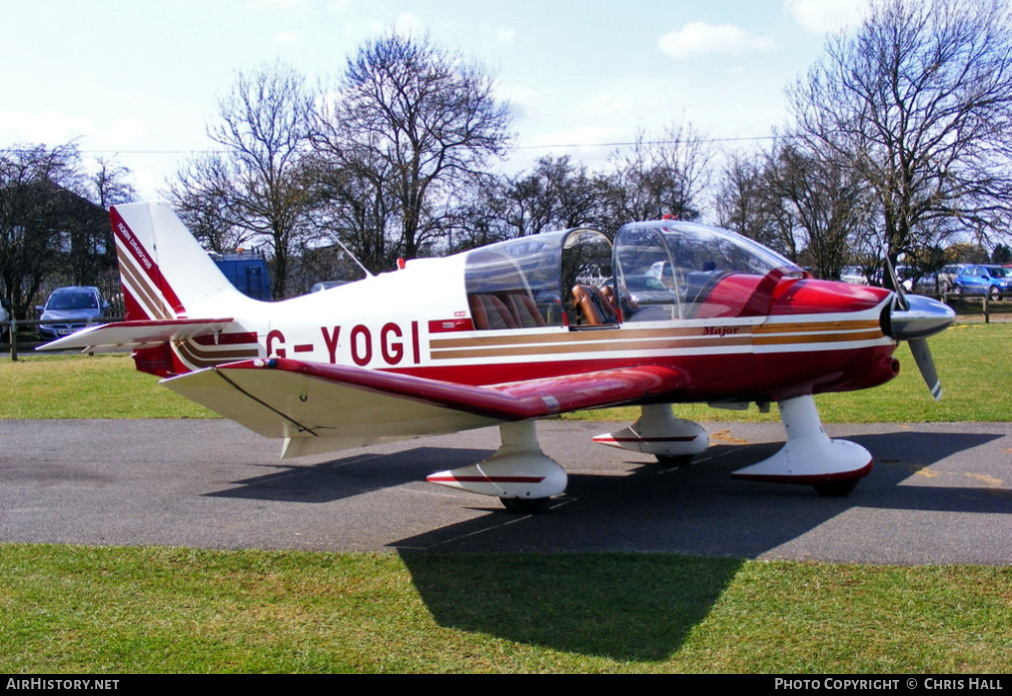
[36,318,236,353]
[162,358,687,458]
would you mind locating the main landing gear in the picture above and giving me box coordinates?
[730,394,872,495]
[597,398,870,496]
[593,403,710,465]
[426,395,869,512]
[426,420,566,512]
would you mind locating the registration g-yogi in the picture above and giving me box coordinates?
[41,203,955,512]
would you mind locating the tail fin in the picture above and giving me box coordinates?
[111,202,251,320]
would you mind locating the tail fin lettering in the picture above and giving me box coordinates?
[111,202,251,320]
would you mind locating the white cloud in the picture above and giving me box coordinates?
[275,30,304,44]
[340,17,386,41]
[0,110,148,151]
[784,0,867,34]
[340,11,428,42]
[245,0,310,12]
[658,22,775,60]
[496,27,517,44]
[2,111,92,145]
[392,12,427,38]
[102,118,148,148]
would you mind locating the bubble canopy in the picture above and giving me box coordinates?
[463,221,803,328]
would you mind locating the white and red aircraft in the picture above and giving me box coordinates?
[41,202,955,511]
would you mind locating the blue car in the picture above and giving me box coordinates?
[952,265,1012,299]
[36,286,110,340]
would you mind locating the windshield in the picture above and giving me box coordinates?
[614,221,802,321]
[47,292,98,310]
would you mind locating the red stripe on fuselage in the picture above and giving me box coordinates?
[385,342,898,403]
[426,475,545,483]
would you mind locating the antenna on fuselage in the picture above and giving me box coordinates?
[332,238,374,279]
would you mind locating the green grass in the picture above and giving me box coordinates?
[0,354,216,419]
[1,322,1009,421]
[2,325,1008,674]
[2,545,1008,673]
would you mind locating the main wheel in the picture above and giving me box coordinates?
[812,479,859,497]
[500,497,549,514]
[655,453,695,467]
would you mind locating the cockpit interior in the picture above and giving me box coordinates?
[464,221,804,330]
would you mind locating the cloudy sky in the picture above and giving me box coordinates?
[1,0,869,198]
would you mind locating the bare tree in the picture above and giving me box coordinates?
[0,144,105,316]
[168,154,248,254]
[531,155,603,230]
[305,149,397,273]
[715,148,797,257]
[764,141,875,280]
[789,0,1012,277]
[441,173,515,253]
[170,60,316,297]
[82,157,137,287]
[598,124,713,230]
[91,157,136,210]
[496,155,602,237]
[312,33,513,261]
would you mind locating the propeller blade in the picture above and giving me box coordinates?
[909,338,942,401]
[881,252,952,401]
[884,293,953,401]
[884,255,909,311]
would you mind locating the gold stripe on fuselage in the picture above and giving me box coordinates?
[174,338,260,370]
[428,318,886,361]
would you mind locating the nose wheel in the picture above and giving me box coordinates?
[499,497,550,513]
[732,395,872,494]
[812,479,860,497]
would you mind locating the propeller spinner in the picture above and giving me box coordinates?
[881,260,956,400]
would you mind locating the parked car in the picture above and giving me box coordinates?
[36,286,109,340]
[624,275,678,305]
[0,297,10,342]
[936,264,965,293]
[840,266,869,285]
[951,265,1012,299]
[911,273,942,294]
[310,280,348,293]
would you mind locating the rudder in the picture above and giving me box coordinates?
[111,202,250,321]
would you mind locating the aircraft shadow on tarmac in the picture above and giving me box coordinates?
[391,429,1004,661]
[202,427,1005,661]
[386,430,1005,552]
[207,447,492,503]
[206,427,1005,558]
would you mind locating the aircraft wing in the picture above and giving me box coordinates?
[162,358,688,459]
[36,318,236,353]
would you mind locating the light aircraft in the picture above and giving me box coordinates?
[41,202,955,512]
